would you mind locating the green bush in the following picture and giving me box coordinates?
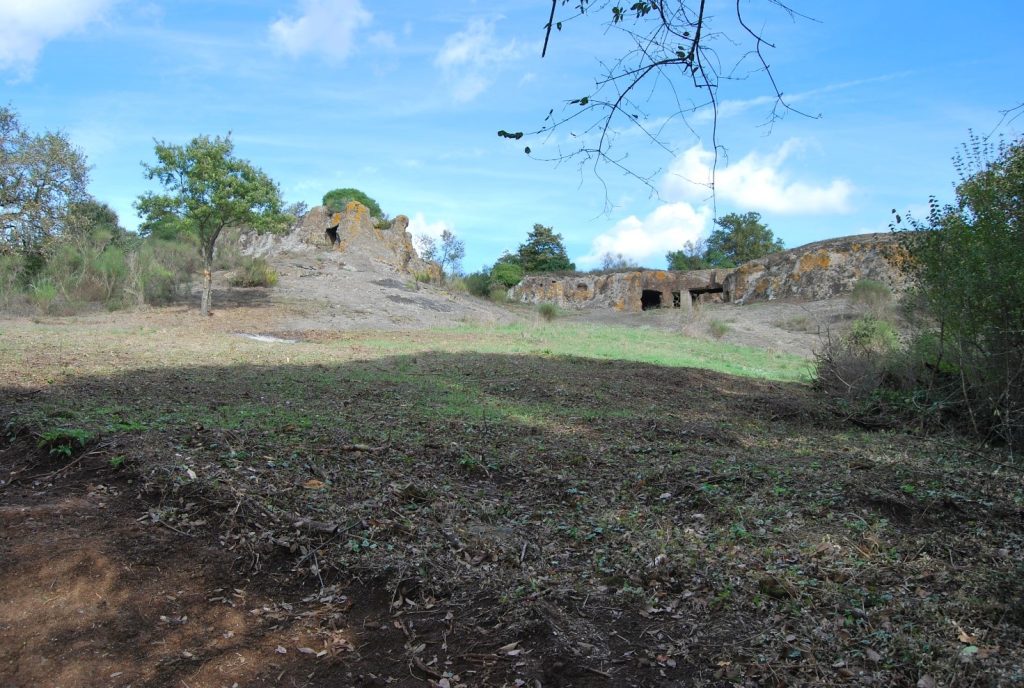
[488,285,511,303]
[538,302,558,321]
[29,278,57,314]
[322,188,382,218]
[490,261,524,288]
[892,134,1024,448]
[463,271,491,298]
[845,315,900,354]
[131,239,199,305]
[0,253,25,306]
[708,319,730,339]
[229,257,278,287]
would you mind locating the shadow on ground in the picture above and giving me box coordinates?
[2,352,1022,687]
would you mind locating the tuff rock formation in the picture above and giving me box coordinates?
[511,269,728,312]
[510,233,909,311]
[243,202,440,278]
[722,233,908,304]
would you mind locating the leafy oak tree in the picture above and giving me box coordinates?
[705,212,784,266]
[1,106,90,254]
[135,134,283,316]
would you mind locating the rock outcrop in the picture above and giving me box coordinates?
[722,233,908,304]
[511,269,728,313]
[510,233,909,311]
[243,202,439,278]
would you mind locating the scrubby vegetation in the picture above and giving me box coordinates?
[322,187,383,218]
[537,302,558,321]
[229,256,278,287]
[818,135,1024,450]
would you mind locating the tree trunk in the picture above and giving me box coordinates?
[200,254,213,316]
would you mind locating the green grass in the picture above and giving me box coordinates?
[352,322,812,383]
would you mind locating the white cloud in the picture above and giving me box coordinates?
[0,0,119,79]
[434,19,525,103]
[662,140,854,214]
[269,0,372,63]
[578,202,711,268]
[408,212,453,242]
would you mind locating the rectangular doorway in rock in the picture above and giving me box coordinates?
[689,286,723,304]
[641,289,662,310]
[672,291,682,308]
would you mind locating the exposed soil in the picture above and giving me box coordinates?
[2,262,1022,687]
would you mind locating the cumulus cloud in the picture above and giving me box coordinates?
[578,202,711,269]
[269,0,372,63]
[662,140,854,214]
[434,19,525,103]
[408,212,453,242]
[0,0,119,79]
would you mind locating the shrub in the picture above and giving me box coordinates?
[229,257,278,287]
[490,261,524,288]
[0,253,25,306]
[463,271,491,298]
[845,315,900,354]
[322,188,382,218]
[892,134,1024,448]
[488,285,511,303]
[128,239,199,305]
[413,271,432,283]
[708,319,730,339]
[538,302,558,321]
[29,278,57,314]
[445,276,468,294]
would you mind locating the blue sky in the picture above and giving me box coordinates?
[2,1,1021,271]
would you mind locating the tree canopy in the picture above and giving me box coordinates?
[706,212,783,267]
[515,224,575,273]
[666,239,710,270]
[666,213,783,270]
[135,134,283,315]
[322,188,382,218]
[1,106,90,254]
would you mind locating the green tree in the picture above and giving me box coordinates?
[705,212,783,266]
[135,134,284,316]
[64,200,129,246]
[490,259,524,288]
[666,239,710,270]
[517,224,575,273]
[437,229,465,279]
[895,134,1024,448]
[1,106,90,254]
[322,188,382,218]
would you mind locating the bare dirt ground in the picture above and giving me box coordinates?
[2,266,1022,687]
[224,243,520,333]
[196,242,847,359]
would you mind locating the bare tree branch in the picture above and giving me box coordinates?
[504,1,820,210]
